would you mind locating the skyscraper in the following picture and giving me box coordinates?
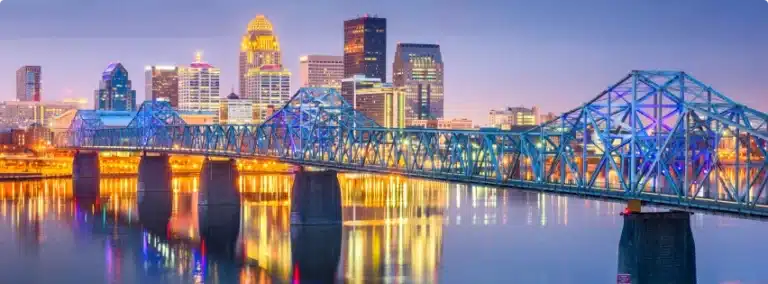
[16,66,42,102]
[343,15,386,81]
[94,63,137,111]
[178,52,220,113]
[343,15,386,102]
[393,43,444,124]
[244,64,291,122]
[145,65,179,107]
[239,15,282,97]
[299,55,344,89]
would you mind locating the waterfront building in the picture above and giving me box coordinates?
[145,65,179,107]
[94,63,137,111]
[393,43,444,125]
[410,118,473,130]
[178,52,220,113]
[488,106,539,130]
[299,55,344,89]
[244,64,291,122]
[179,111,217,125]
[0,100,83,128]
[540,112,557,124]
[219,92,254,124]
[239,15,283,96]
[343,15,386,100]
[354,82,405,128]
[16,66,42,102]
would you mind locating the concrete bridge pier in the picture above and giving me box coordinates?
[137,153,173,236]
[73,151,100,197]
[290,168,343,225]
[198,158,242,260]
[617,211,697,284]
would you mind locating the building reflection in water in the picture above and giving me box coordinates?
[0,170,640,283]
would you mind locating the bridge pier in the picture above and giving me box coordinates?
[618,211,696,284]
[197,158,242,260]
[73,151,100,197]
[290,169,342,225]
[198,158,240,206]
[137,153,173,236]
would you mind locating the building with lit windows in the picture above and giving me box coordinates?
[354,82,405,128]
[178,52,220,113]
[393,43,444,125]
[299,55,343,89]
[343,15,386,100]
[16,66,42,102]
[244,64,291,122]
[94,63,137,111]
[0,100,84,128]
[145,65,179,107]
[489,106,539,130]
[239,15,283,96]
[219,92,254,124]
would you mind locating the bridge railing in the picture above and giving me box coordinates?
[62,117,768,216]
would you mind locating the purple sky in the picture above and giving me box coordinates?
[0,0,767,124]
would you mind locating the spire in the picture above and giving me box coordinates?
[194,51,203,63]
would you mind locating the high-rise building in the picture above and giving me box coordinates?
[178,52,220,113]
[540,112,556,124]
[244,64,291,122]
[239,15,282,96]
[94,63,137,111]
[341,75,404,128]
[219,92,254,125]
[16,66,42,102]
[299,55,344,89]
[489,106,539,130]
[343,15,386,100]
[393,43,444,125]
[145,65,179,107]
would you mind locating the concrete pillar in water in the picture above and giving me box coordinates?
[198,158,242,261]
[137,153,173,236]
[618,211,696,284]
[73,151,100,197]
[290,169,342,225]
[290,225,342,282]
[198,158,240,206]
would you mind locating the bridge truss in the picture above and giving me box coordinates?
[63,71,768,216]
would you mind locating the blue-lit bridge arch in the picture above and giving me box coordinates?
[60,70,768,217]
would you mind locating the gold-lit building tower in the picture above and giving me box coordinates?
[238,15,283,97]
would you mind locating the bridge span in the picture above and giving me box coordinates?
[59,70,768,217]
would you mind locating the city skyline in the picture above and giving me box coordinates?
[0,0,767,124]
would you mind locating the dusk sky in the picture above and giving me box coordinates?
[0,0,767,124]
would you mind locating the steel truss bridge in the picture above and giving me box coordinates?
[61,71,768,217]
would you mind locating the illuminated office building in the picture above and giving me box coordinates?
[239,15,283,96]
[178,52,220,113]
[244,64,291,122]
[16,66,42,102]
[343,15,386,100]
[145,65,179,107]
[94,63,137,111]
[354,82,405,128]
[299,55,344,89]
[219,92,254,124]
[489,106,539,130]
[393,43,444,125]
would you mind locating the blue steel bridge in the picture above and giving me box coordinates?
[59,70,768,217]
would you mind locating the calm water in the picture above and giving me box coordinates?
[0,174,767,284]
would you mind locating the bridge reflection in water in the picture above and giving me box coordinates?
[0,174,450,283]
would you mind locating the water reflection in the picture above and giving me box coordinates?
[0,174,766,283]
